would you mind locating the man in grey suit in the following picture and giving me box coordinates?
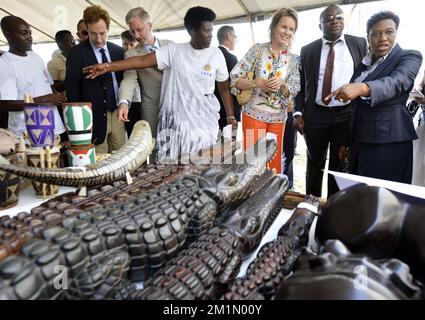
[118,7,172,163]
[294,4,367,198]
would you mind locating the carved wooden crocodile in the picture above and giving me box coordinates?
[0,138,279,296]
[0,221,131,300]
[131,175,290,300]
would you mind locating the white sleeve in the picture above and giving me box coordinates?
[0,61,18,100]
[215,49,229,82]
[34,52,54,86]
[155,43,173,71]
[43,62,54,86]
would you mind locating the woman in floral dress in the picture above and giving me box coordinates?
[230,8,300,173]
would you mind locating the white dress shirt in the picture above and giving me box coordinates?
[90,42,120,107]
[315,35,355,107]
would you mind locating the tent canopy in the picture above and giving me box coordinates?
[0,0,380,45]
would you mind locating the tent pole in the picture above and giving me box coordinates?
[249,15,255,44]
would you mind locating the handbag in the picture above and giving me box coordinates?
[406,100,421,118]
[236,47,262,106]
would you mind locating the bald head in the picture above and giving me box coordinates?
[0,16,33,54]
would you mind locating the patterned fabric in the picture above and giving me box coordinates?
[230,43,300,123]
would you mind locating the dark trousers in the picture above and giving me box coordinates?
[304,105,351,198]
[125,102,142,137]
[282,112,296,188]
[0,110,8,129]
[218,101,241,130]
[351,140,413,184]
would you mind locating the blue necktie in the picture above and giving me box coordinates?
[99,48,116,112]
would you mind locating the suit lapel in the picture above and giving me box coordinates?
[345,35,360,66]
[351,63,367,82]
[311,39,322,94]
[84,41,106,86]
[363,44,402,82]
[84,40,99,66]
[107,42,117,62]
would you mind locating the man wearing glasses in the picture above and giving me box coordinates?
[214,25,240,138]
[76,19,89,43]
[294,4,367,198]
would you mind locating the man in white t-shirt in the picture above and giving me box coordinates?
[0,16,66,139]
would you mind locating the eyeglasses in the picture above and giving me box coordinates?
[321,14,344,23]
[80,30,88,36]
[370,29,396,39]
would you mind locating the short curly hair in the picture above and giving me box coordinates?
[184,6,216,32]
[366,11,400,36]
[83,5,111,29]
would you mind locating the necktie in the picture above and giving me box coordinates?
[321,41,338,105]
[99,48,117,112]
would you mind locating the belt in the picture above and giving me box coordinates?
[315,103,350,112]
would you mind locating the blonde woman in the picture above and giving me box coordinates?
[230,8,300,174]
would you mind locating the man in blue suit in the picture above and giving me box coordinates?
[330,11,422,184]
[66,5,125,154]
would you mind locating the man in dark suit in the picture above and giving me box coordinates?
[331,11,422,184]
[214,25,240,139]
[294,4,367,198]
[66,5,125,154]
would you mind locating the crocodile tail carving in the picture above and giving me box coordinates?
[0,121,155,187]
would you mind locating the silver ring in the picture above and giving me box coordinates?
[338,98,344,102]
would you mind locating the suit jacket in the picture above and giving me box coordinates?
[119,39,172,109]
[214,46,241,122]
[295,34,367,133]
[351,44,422,144]
[65,40,124,145]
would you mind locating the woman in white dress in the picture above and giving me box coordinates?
[84,6,237,163]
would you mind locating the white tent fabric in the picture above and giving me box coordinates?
[0,0,381,45]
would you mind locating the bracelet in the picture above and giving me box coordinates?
[227,116,236,121]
